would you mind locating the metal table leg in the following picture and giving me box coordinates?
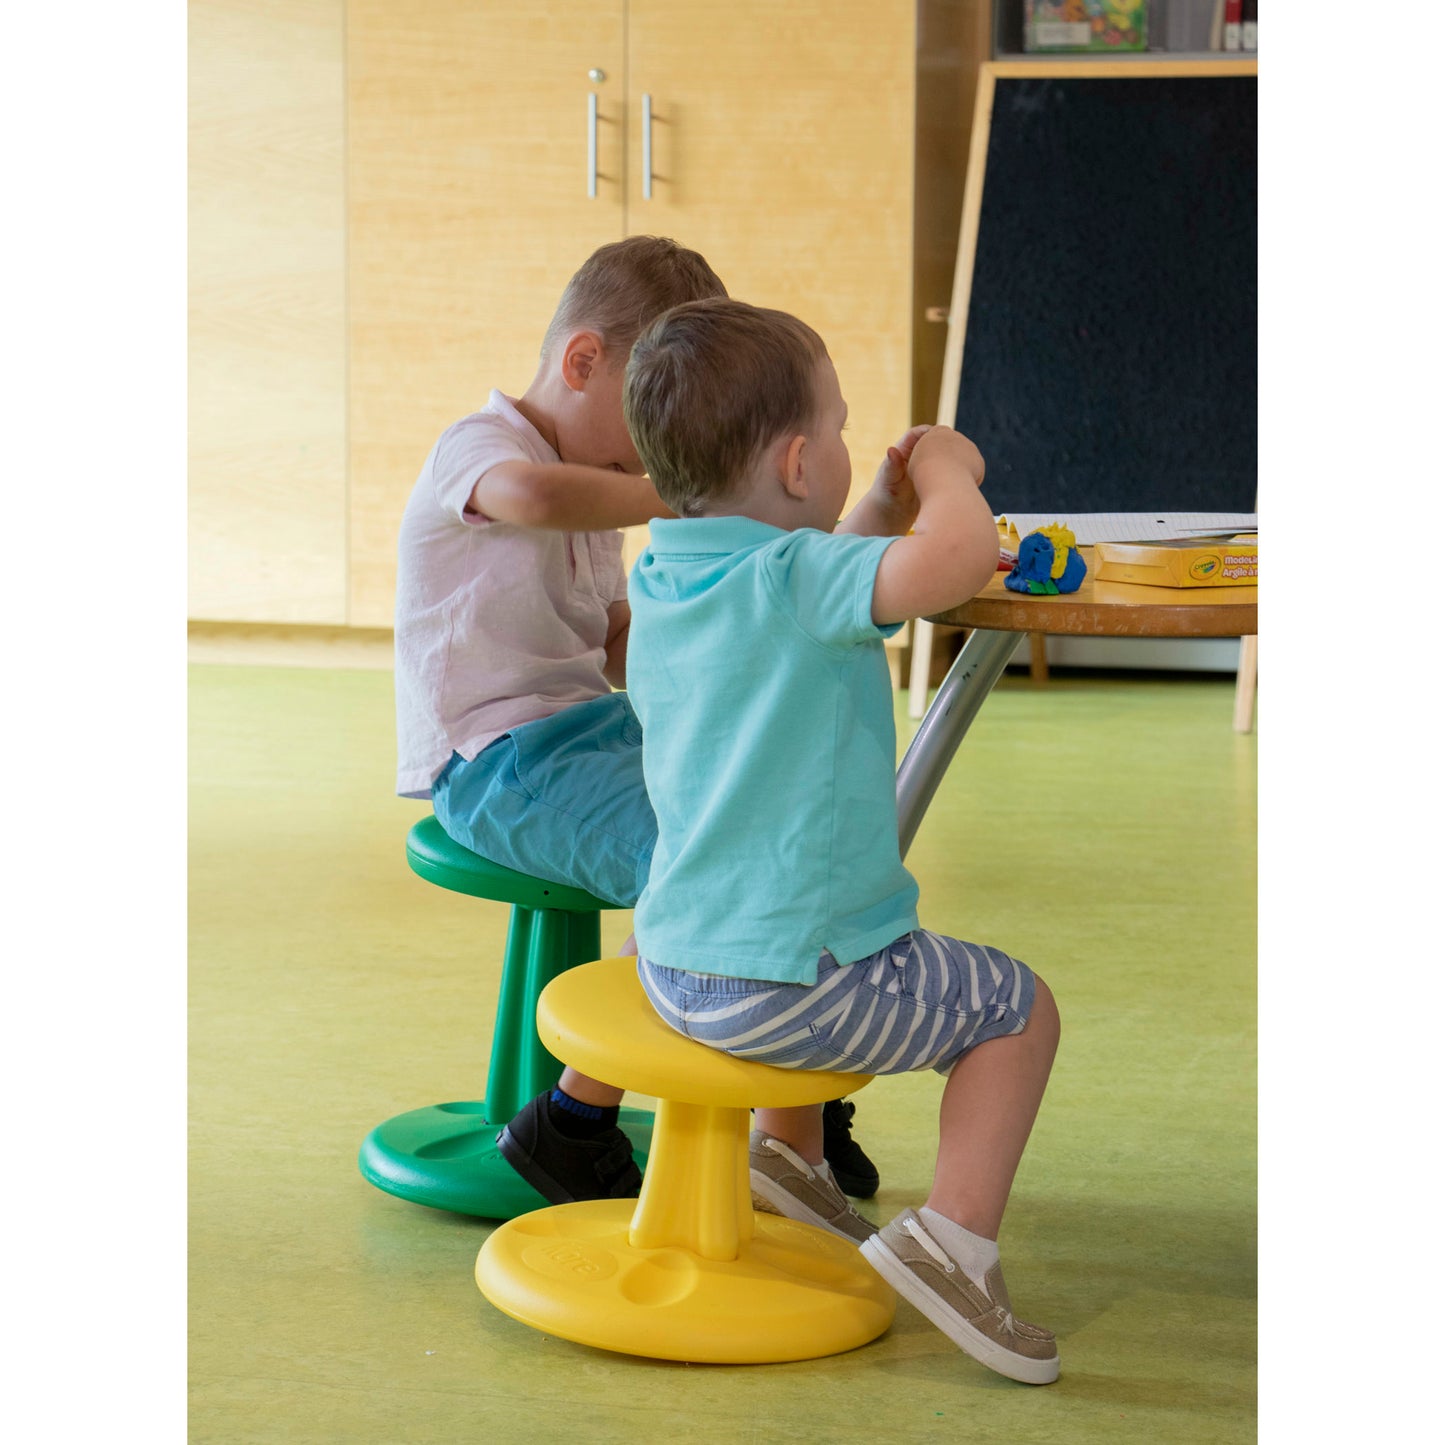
[895,628,1018,858]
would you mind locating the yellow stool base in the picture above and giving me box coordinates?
[477,1198,895,1364]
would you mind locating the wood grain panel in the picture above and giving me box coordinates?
[188,0,347,622]
[347,2,626,626]
[626,1,915,508]
[913,0,992,428]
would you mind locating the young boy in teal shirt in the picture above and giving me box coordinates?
[623,298,1063,1384]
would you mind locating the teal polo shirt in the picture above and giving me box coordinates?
[627,516,921,984]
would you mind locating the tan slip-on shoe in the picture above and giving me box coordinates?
[748,1130,878,1244]
[860,1208,1060,1384]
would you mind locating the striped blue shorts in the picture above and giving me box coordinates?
[638,931,1036,1077]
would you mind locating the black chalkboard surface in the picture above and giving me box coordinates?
[943,64,1256,514]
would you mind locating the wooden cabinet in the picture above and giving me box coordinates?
[624,1,916,493]
[190,1,989,631]
[346,0,922,626]
[188,0,349,624]
[346,1,630,626]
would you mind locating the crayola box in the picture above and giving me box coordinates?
[1094,537,1258,589]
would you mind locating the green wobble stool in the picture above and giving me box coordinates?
[357,816,653,1218]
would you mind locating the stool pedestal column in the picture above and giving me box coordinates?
[629,1101,753,1261]
[481,905,597,1123]
[358,821,652,1219]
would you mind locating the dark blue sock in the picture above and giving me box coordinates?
[547,1088,619,1138]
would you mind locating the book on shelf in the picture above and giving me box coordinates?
[1242,0,1258,51]
[1023,0,1147,53]
[1223,0,1243,50]
[1165,0,1219,52]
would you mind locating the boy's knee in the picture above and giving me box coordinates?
[1028,975,1061,1047]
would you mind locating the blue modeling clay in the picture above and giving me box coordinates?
[1004,526,1087,595]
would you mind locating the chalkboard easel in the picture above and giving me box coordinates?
[937,59,1258,511]
[909,59,1259,715]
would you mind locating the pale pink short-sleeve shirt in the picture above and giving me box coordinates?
[394,391,627,798]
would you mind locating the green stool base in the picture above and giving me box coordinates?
[359,1101,656,1218]
[360,817,653,1219]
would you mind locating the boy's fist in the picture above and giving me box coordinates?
[870,424,933,524]
[908,425,985,488]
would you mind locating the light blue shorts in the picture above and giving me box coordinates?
[431,692,656,907]
[638,931,1036,1076]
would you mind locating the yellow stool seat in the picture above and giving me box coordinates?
[476,957,896,1363]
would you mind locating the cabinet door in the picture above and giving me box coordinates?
[188,0,348,623]
[627,1,916,504]
[347,2,626,627]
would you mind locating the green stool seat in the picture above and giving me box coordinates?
[358,816,653,1218]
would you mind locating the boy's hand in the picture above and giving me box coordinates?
[835,424,932,538]
[871,425,998,625]
[868,424,933,530]
[906,425,985,493]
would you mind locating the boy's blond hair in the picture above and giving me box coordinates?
[541,236,727,366]
[623,298,828,517]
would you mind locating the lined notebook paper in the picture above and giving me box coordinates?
[997,512,1258,544]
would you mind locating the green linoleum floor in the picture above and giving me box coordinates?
[189,664,1256,1443]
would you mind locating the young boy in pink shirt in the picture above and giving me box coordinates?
[393,238,880,1204]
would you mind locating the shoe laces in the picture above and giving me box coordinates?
[902,1216,956,1273]
[762,1136,818,1179]
[901,1219,1017,1336]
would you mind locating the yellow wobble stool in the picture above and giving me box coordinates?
[476,957,896,1363]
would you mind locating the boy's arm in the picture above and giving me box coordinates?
[835,424,932,538]
[470,461,672,530]
[602,598,630,688]
[870,427,999,625]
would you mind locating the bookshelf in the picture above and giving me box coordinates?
[991,1,1257,61]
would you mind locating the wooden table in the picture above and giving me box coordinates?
[895,549,1257,855]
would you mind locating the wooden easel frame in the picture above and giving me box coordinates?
[908,58,1260,721]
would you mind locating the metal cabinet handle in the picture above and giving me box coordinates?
[641,93,653,200]
[587,92,598,198]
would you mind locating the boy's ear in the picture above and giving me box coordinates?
[778,434,809,501]
[559,330,606,392]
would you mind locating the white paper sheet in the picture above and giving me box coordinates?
[996,512,1258,544]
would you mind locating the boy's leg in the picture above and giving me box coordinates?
[859,973,1062,1385]
[928,975,1060,1239]
[747,1103,877,1244]
[497,933,640,1199]
[556,1067,623,1109]
[753,1104,822,1162]
[434,700,652,1200]
[752,975,1059,1253]
[754,1098,883,1199]
[756,1096,879,1197]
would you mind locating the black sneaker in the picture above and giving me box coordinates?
[822,1098,880,1199]
[496,1092,642,1205]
